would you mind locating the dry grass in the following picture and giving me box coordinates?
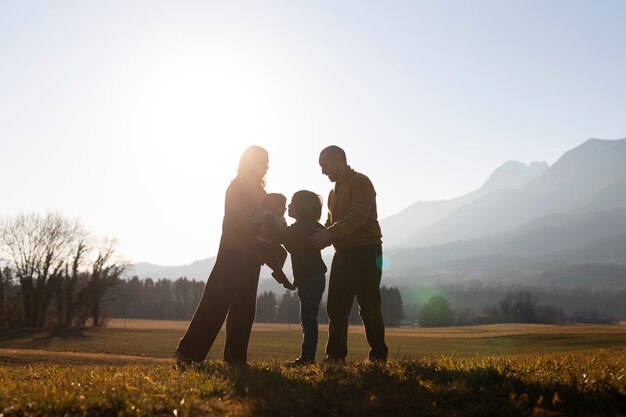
[0,349,624,416]
[106,318,626,338]
[0,320,624,415]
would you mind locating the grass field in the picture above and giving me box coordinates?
[1,320,625,360]
[0,320,625,416]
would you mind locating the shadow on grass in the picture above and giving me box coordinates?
[190,360,625,417]
[0,327,90,349]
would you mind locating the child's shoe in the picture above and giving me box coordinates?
[284,357,314,367]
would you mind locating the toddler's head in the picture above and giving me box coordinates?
[262,193,287,217]
[288,190,323,221]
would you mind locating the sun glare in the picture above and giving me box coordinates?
[114,36,286,191]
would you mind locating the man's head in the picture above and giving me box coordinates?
[319,145,348,183]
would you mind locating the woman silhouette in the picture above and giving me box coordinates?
[175,145,269,366]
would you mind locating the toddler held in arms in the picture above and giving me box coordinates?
[253,193,295,290]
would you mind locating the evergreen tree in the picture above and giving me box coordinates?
[381,286,404,326]
[419,295,455,327]
[256,291,278,323]
[276,291,299,323]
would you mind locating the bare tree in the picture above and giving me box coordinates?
[0,266,13,326]
[53,240,89,327]
[497,291,537,323]
[514,291,537,323]
[0,213,85,327]
[82,239,127,327]
[65,240,89,326]
[498,294,516,322]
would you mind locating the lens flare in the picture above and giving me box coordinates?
[376,255,392,271]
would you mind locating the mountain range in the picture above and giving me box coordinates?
[129,137,626,289]
[380,160,549,247]
[399,138,626,249]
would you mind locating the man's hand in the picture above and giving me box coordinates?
[309,228,333,249]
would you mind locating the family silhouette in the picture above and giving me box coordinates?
[175,145,387,368]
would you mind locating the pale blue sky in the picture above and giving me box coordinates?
[2,1,625,264]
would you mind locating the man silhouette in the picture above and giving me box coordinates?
[310,145,388,362]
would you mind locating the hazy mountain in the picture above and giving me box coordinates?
[402,138,626,247]
[380,160,548,247]
[535,264,626,287]
[128,257,216,280]
[385,205,626,278]
[578,178,626,212]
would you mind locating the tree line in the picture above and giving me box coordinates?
[254,286,404,326]
[104,279,405,327]
[0,212,406,328]
[0,212,126,327]
[415,291,619,327]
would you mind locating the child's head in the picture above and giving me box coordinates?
[288,190,323,221]
[262,193,287,216]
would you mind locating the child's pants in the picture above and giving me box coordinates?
[297,273,326,361]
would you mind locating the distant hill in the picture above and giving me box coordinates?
[535,263,626,287]
[127,258,216,280]
[384,205,626,287]
[402,138,626,248]
[380,160,548,247]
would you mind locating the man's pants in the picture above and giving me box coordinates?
[326,244,388,361]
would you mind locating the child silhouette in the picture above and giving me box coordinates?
[263,190,328,365]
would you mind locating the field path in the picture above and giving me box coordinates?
[0,347,171,365]
[106,319,626,337]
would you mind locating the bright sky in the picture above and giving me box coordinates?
[2,1,626,265]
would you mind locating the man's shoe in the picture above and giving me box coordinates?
[225,359,250,369]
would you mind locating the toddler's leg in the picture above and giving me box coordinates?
[276,246,288,269]
[269,245,293,289]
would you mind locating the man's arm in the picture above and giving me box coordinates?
[310,190,334,248]
[309,227,332,249]
[324,207,332,228]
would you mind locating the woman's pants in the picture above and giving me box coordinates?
[175,248,261,363]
